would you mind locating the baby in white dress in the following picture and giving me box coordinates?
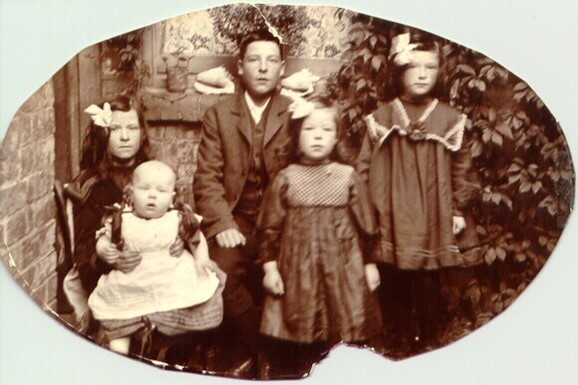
[88,160,223,355]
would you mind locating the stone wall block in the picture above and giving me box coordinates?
[175,139,195,164]
[18,81,55,113]
[176,163,195,184]
[26,171,54,203]
[164,126,179,139]
[21,252,57,290]
[20,222,55,267]
[192,141,200,164]
[0,146,21,184]
[0,183,27,217]
[147,125,165,141]
[0,240,23,275]
[21,140,54,177]
[30,195,56,227]
[1,208,31,247]
[181,125,201,141]
[31,270,58,307]
[35,108,57,139]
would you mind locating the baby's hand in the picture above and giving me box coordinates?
[364,263,381,292]
[195,258,217,277]
[96,236,121,265]
[263,262,284,296]
[169,236,185,257]
[452,216,466,235]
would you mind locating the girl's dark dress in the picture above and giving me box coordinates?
[259,162,382,343]
[66,167,132,294]
[360,98,481,270]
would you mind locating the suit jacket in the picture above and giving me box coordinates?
[193,91,293,239]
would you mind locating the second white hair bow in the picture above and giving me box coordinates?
[84,102,112,127]
[390,33,418,66]
[288,96,315,120]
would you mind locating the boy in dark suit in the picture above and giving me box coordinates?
[193,29,292,378]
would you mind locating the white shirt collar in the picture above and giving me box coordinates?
[244,91,271,124]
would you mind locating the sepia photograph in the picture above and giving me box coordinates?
[1,0,576,384]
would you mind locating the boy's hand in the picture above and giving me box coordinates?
[216,228,246,248]
[169,236,185,257]
[364,263,381,291]
[263,261,284,296]
[452,216,466,235]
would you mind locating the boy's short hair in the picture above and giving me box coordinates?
[238,29,285,60]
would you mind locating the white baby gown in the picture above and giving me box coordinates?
[88,210,220,320]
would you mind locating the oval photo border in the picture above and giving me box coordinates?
[1,2,576,383]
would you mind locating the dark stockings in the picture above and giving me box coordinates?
[378,265,446,355]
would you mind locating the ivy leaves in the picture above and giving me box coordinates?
[330,15,574,350]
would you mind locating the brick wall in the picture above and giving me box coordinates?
[0,81,57,310]
[148,123,201,207]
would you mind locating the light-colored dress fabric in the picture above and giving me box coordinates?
[89,210,219,320]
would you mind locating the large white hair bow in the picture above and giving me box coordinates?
[287,96,315,120]
[84,102,112,127]
[390,33,418,66]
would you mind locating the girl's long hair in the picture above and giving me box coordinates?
[79,95,151,186]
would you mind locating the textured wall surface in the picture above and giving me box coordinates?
[0,81,57,309]
[148,123,201,207]
[163,6,353,58]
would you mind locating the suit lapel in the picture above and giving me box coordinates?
[263,93,290,147]
[232,92,252,145]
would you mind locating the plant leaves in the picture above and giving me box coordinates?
[471,140,483,158]
[513,81,528,92]
[519,182,532,193]
[496,247,507,261]
[457,64,476,76]
[514,253,527,263]
[508,163,522,173]
[495,122,514,140]
[491,132,503,146]
[485,247,497,264]
[371,55,382,71]
[487,107,497,123]
[369,35,378,49]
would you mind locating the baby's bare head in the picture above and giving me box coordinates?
[133,160,176,187]
[131,161,176,219]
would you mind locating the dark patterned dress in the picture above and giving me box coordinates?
[259,162,382,343]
